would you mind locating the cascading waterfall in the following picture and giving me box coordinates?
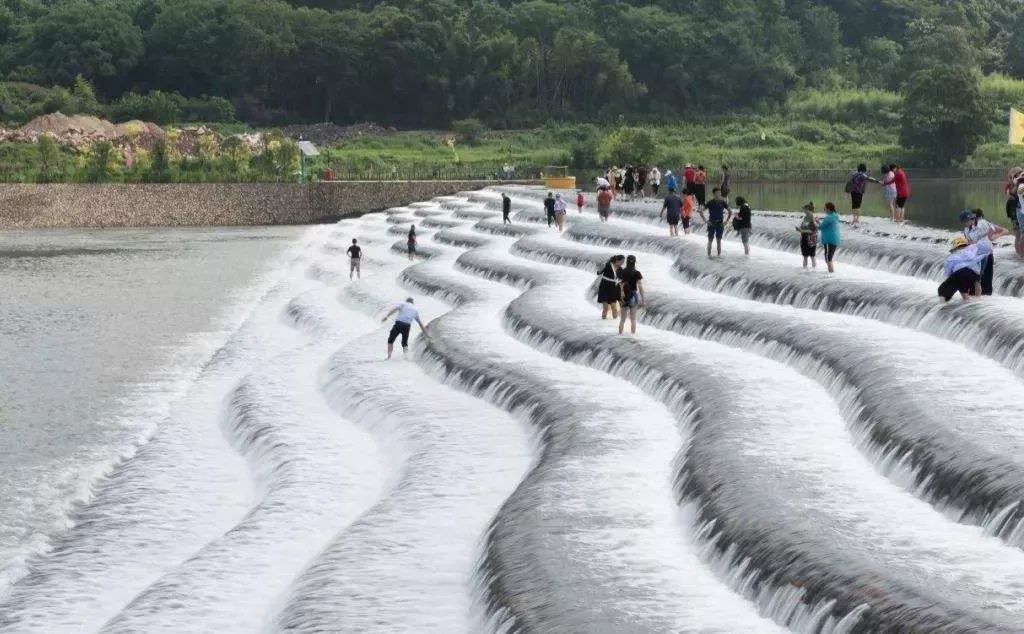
[8,186,1024,634]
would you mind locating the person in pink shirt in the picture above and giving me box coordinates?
[893,164,910,224]
[576,190,585,213]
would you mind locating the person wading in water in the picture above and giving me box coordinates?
[660,188,684,237]
[597,254,625,320]
[502,193,512,224]
[381,297,428,359]
[617,255,645,335]
[346,238,362,279]
[407,225,418,261]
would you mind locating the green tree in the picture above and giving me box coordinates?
[900,65,990,166]
[71,75,100,114]
[82,140,121,182]
[145,137,173,182]
[23,1,143,91]
[35,135,65,182]
[599,127,658,165]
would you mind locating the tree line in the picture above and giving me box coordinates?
[0,0,1022,164]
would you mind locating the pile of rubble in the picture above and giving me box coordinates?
[281,121,395,145]
[0,113,166,151]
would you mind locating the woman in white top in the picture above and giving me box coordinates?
[881,164,897,222]
[960,208,1011,295]
[553,193,568,233]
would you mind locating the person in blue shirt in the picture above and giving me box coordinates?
[819,202,842,273]
[699,187,732,258]
[666,171,678,193]
[938,236,993,301]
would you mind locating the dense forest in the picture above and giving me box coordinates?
[0,0,1019,125]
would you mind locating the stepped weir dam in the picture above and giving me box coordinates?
[3,185,1024,633]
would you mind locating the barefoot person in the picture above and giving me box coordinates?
[796,203,819,269]
[553,193,568,232]
[939,236,992,302]
[597,254,625,320]
[407,225,417,261]
[597,185,613,223]
[346,238,362,279]
[618,255,645,335]
[502,193,512,224]
[682,188,695,235]
[882,164,897,222]
[893,164,911,224]
[576,190,585,213]
[544,192,556,228]
[845,163,879,225]
[732,196,752,256]
[382,297,428,359]
[820,202,841,273]
[660,188,683,237]
[699,187,731,258]
[961,209,1011,295]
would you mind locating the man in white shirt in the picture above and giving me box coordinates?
[650,166,662,196]
[381,297,428,359]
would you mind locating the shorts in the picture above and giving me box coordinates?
[387,321,412,347]
[622,291,640,309]
[884,188,897,201]
[598,204,611,219]
[850,192,864,210]
[408,244,416,255]
[823,243,838,263]
[652,183,660,194]
[896,196,908,208]
[350,258,361,273]
[682,216,692,229]
[800,235,817,257]
[667,214,680,226]
[938,267,980,301]
[738,228,751,244]
[707,220,724,240]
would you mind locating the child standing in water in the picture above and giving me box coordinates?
[576,190,585,213]
[732,196,752,256]
[682,189,696,235]
[796,203,819,269]
[618,255,645,335]
[553,193,567,232]
[819,202,841,273]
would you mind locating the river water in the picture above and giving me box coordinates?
[2,189,1024,632]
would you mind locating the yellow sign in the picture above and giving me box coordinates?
[1010,108,1024,145]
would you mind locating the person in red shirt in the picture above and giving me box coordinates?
[576,190,585,213]
[893,164,910,224]
[684,164,696,192]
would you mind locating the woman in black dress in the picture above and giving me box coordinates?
[618,255,645,335]
[597,254,625,320]
[407,225,417,261]
[623,166,636,199]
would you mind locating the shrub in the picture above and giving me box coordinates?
[181,96,236,123]
[81,140,121,182]
[452,118,487,144]
[980,74,1024,125]
[598,127,658,165]
[786,88,902,125]
[109,91,184,123]
[35,135,66,182]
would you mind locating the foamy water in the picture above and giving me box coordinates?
[4,187,1024,632]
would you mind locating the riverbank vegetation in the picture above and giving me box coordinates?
[2,0,1024,177]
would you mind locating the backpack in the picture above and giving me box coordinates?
[843,172,857,194]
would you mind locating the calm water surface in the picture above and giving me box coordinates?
[0,225,305,583]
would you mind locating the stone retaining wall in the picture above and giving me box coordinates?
[0,181,525,229]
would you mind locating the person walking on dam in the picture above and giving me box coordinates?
[660,188,684,237]
[407,225,417,261]
[844,163,879,226]
[346,238,362,279]
[502,193,512,224]
[819,202,841,273]
[796,203,819,269]
[597,254,625,320]
[618,255,645,335]
[544,192,556,228]
[382,297,428,359]
[597,186,614,222]
[700,188,731,258]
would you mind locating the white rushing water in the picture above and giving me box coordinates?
[4,186,1024,633]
